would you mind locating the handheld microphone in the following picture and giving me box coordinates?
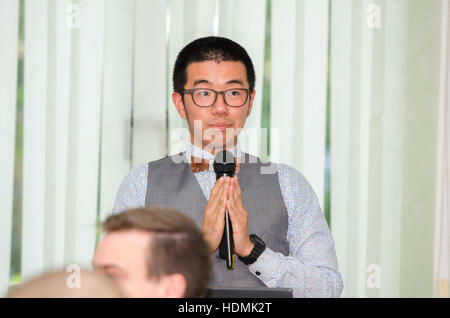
[213,150,236,270]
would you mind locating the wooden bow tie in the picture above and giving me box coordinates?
[190,156,241,174]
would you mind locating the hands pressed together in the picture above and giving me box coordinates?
[201,175,254,257]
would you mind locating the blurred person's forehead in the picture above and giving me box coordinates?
[93,229,152,271]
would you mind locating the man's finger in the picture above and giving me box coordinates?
[227,176,234,200]
[230,184,236,209]
[233,176,245,209]
[234,176,242,197]
[226,196,239,225]
[209,176,226,208]
[210,176,224,198]
[212,177,228,211]
[227,184,237,215]
[212,181,228,225]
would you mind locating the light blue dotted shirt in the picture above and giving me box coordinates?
[113,143,344,297]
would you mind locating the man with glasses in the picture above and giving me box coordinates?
[113,36,343,297]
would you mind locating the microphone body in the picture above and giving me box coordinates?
[213,151,236,270]
[216,173,234,270]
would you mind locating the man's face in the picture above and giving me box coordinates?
[172,60,255,153]
[93,230,181,298]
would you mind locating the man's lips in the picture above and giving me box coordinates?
[208,123,233,131]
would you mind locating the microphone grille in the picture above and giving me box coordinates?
[213,150,236,176]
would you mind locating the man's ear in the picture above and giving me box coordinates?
[160,273,187,298]
[246,90,256,117]
[172,92,187,119]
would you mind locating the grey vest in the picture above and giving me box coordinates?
[145,152,289,287]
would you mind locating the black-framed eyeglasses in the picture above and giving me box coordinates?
[182,88,251,107]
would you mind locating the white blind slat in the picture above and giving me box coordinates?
[378,0,406,297]
[0,0,19,296]
[271,0,296,166]
[167,0,187,155]
[43,0,72,271]
[22,0,48,282]
[300,0,329,205]
[64,0,105,267]
[99,0,135,223]
[329,0,353,297]
[132,0,168,166]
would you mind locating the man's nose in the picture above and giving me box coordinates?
[211,92,229,114]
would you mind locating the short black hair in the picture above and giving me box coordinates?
[172,36,256,94]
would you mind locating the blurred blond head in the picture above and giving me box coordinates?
[7,269,122,298]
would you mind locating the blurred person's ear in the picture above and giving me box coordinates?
[159,273,187,298]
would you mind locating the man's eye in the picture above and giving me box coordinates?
[229,90,240,96]
[198,90,210,96]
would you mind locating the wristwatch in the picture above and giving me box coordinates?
[238,234,266,265]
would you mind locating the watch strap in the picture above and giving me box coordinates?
[238,234,266,265]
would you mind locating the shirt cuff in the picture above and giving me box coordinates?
[247,247,282,287]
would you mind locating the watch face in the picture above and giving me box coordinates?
[238,235,266,265]
[250,234,265,247]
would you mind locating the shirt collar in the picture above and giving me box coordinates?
[185,142,242,162]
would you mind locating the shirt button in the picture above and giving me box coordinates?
[255,271,261,276]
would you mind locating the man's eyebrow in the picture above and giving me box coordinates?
[193,79,211,86]
[225,79,244,86]
[192,79,245,87]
